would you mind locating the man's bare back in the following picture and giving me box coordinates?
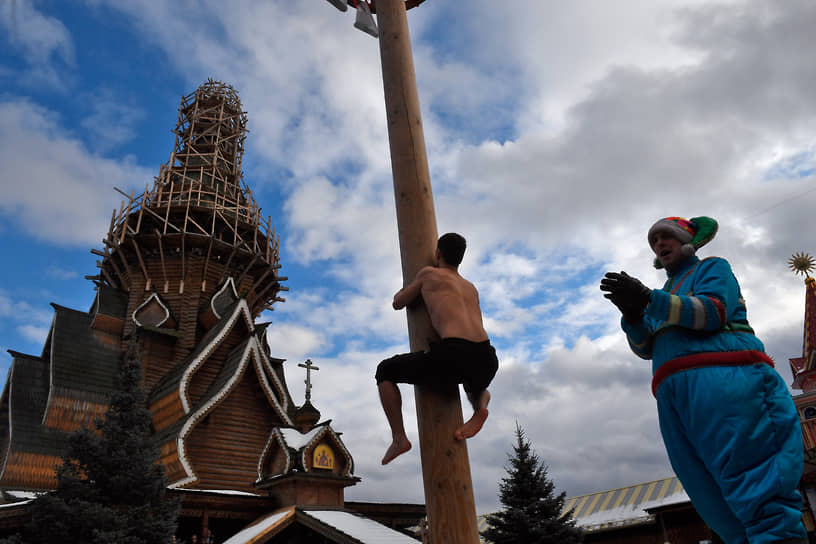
[393,266,488,342]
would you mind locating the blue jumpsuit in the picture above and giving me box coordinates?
[621,255,805,543]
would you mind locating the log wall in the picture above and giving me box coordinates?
[185,367,279,492]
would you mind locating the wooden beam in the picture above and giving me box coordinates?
[246,267,272,303]
[201,238,214,292]
[377,1,480,542]
[119,199,128,244]
[218,243,239,284]
[155,230,169,293]
[131,239,151,291]
[97,263,119,290]
[135,184,148,233]
[179,234,186,294]
[184,212,210,236]
[108,253,127,292]
[251,277,281,311]
[140,204,182,233]
[234,253,260,289]
[115,246,133,288]
[183,178,194,233]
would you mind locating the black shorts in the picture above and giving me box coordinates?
[375,338,498,396]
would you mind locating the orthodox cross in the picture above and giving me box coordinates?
[298,359,319,402]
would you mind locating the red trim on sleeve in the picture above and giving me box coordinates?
[704,295,727,327]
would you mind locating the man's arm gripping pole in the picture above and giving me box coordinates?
[376,1,480,542]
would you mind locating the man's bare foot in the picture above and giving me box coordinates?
[382,436,412,465]
[454,408,489,440]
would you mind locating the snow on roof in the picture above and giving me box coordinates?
[0,499,32,510]
[305,510,420,543]
[222,508,419,544]
[0,490,39,510]
[576,489,690,531]
[179,488,261,496]
[280,426,322,450]
[5,491,38,500]
[562,475,690,533]
[222,507,294,544]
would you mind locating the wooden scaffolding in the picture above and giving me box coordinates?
[88,80,287,317]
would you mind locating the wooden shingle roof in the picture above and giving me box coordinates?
[48,304,120,396]
[4,354,68,455]
[0,353,70,489]
[476,476,690,538]
[93,284,128,320]
[563,476,688,533]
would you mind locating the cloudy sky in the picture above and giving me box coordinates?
[2,0,816,515]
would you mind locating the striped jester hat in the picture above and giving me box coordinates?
[648,216,718,269]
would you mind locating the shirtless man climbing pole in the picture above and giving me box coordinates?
[375,233,499,465]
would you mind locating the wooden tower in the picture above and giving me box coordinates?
[0,81,360,539]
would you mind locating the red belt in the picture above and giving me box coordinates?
[651,350,774,397]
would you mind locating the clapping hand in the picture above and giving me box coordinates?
[600,271,651,323]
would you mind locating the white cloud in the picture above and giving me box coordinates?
[100,0,816,512]
[79,87,146,151]
[45,266,79,280]
[16,324,48,344]
[4,0,816,517]
[265,323,326,363]
[0,0,75,87]
[0,290,52,325]
[0,99,153,246]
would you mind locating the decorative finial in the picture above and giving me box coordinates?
[788,252,815,277]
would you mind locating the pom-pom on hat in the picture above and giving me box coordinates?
[648,216,718,269]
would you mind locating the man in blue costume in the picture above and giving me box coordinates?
[600,216,806,544]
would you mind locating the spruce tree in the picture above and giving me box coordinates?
[3,337,179,544]
[482,423,583,544]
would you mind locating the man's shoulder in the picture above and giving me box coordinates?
[418,266,468,288]
[697,256,731,271]
[416,265,439,278]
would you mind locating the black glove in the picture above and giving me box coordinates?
[600,271,652,322]
[604,291,646,323]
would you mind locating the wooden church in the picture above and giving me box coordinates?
[0,81,423,543]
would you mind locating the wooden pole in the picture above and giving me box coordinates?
[376,2,480,542]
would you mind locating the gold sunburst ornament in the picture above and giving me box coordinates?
[789,252,816,277]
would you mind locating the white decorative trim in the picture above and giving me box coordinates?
[254,345,290,414]
[335,430,355,476]
[250,339,293,426]
[172,339,254,488]
[256,428,292,481]
[299,427,328,473]
[210,277,239,320]
[91,291,101,319]
[0,364,15,482]
[41,312,57,427]
[170,326,295,489]
[296,427,354,476]
[132,292,170,327]
[179,300,254,414]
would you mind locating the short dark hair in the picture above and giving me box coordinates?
[438,233,466,266]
